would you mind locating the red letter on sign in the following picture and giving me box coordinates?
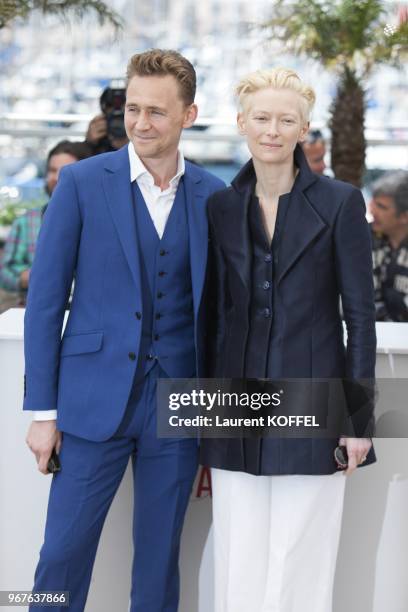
[196,466,212,498]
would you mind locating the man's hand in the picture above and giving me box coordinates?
[20,269,30,289]
[85,114,107,144]
[26,420,62,475]
[338,436,372,476]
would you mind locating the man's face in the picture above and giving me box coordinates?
[46,153,78,196]
[237,87,309,166]
[303,140,326,175]
[370,194,407,236]
[124,74,197,161]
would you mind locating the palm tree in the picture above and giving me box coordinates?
[264,0,408,186]
[0,0,122,31]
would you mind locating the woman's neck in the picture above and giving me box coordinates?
[253,158,298,200]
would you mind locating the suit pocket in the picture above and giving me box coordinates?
[60,331,104,356]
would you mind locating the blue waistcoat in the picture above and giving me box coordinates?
[132,179,196,380]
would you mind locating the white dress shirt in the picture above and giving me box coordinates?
[33,143,185,421]
[128,142,185,238]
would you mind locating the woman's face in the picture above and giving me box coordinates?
[237,87,309,165]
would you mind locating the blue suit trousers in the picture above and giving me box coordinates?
[30,364,198,612]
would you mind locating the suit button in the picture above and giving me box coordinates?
[154,334,160,341]
[263,308,271,318]
[128,352,136,361]
[159,249,166,256]
[158,270,166,277]
[135,311,142,319]
[157,292,165,299]
[146,353,154,360]
[155,313,162,320]
[262,281,270,290]
[264,254,272,263]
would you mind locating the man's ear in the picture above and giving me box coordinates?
[237,112,246,136]
[183,103,198,129]
[399,210,408,226]
[298,121,310,144]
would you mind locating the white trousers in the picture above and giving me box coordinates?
[211,468,346,612]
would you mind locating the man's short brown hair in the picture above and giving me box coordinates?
[126,49,196,106]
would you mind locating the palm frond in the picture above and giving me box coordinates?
[0,0,123,29]
[263,0,406,74]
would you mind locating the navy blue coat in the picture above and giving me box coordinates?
[200,145,377,474]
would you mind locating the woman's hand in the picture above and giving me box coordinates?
[338,436,372,476]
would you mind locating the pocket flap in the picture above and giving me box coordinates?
[60,331,104,356]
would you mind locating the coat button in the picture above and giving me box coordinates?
[128,352,136,361]
[264,254,272,263]
[158,270,166,277]
[159,249,166,256]
[135,311,142,319]
[157,292,165,299]
[155,313,162,320]
[263,308,271,318]
[262,281,270,290]
[146,353,154,360]
[154,334,160,341]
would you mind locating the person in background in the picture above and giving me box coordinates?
[0,141,91,305]
[85,83,129,155]
[370,170,408,321]
[302,128,327,175]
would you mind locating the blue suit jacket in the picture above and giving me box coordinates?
[23,145,224,441]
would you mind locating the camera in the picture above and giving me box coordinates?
[99,80,127,141]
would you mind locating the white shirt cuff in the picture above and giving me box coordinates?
[32,410,57,421]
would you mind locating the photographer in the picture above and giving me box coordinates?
[85,81,129,154]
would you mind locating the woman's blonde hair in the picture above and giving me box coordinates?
[236,67,316,122]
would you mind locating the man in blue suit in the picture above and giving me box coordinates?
[24,49,224,612]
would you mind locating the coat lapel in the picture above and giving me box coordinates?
[102,146,142,294]
[184,162,208,317]
[276,188,327,283]
[230,147,327,286]
[276,145,326,283]
[228,161,256,292]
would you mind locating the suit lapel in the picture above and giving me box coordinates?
[184,162,208,317]
[102,147,142,294]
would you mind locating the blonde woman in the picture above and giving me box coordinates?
[201,68,376,612]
